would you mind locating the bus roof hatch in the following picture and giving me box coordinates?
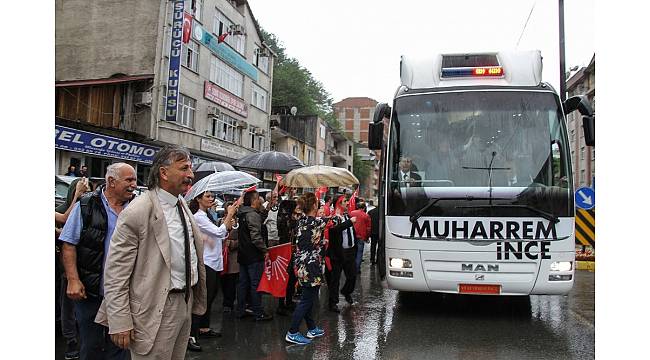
[400,50,543,90]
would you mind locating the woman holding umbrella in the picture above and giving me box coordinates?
[284,192,327,345]
[187,190,238,351]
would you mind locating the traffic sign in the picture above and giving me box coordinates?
[575,186,595,210]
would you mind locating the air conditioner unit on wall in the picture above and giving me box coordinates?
[254,128,264,135]
[207,106,221,118]
[133,92,152,106]
[236,120,248,129]
[229,24,245,35]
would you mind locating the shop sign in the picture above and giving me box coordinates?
[55,125,159,164]
[204,81,248,117]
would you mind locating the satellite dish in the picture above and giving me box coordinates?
[290,106,297,116]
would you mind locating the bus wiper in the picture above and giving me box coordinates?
[455,204,560,224]
[409,198,440,223]
[409,197,508,224]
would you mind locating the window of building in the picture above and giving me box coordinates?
[251,83,268,111]
[254,46,269,73]
[247,127,265,151]
[570,129,575,143]
[179,94,196,128]
[580,146,585,160]
[256,136,264,151]
[270,142,276,151]
[318,151,325,165]
[580,169,585,183]
[212,113,241,144]
[320,124,326,139]
[291,144,298,157]
[348,165,352,171]
[185,0,203,22]
[348,145,352,156]
[181,41,199,72]
[307,149,314,166]
[213,10,245,55]
[210,56,244,97]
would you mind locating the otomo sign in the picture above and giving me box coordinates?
[165,0,185,122]
[55,126,159,164]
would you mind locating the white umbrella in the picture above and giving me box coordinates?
[283,165,359,188]
[184,170,261,201]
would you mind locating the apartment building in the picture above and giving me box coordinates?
[55,0,274,183]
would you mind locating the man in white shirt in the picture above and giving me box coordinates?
[96,146,207,360]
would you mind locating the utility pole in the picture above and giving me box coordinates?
[559,0,566,101]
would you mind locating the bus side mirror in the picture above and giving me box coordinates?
[582,116,595,146]
[369,103,390,150]
[564,95,595,147]
[369,123,384,150]
[564,95,593,117]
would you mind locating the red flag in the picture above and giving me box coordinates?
[323,201,331,216]
[257,243,292,298]
[244,184,257,193]
[182,12,193,43]
[348,188,359,213]
[278,185,287,195]
[218,32,229,43]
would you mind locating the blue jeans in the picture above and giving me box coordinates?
[237,261,265,317]
[74,297,129,360]
[355,239,365,272]
[289,285,320,333]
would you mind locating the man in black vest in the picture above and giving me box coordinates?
[326,195,358,312]
[60,163,137,360]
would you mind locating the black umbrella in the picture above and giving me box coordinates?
[232,151,305,172]
[193,161,236,183]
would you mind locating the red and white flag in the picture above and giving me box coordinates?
[182,12,193,43]
[257,243,292,298]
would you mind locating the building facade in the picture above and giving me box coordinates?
[333,97,377,145]
[55,0,275,183]
[566,55,595,188]
[333,97,380,202]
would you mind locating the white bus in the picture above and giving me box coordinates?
[368,51,594,296]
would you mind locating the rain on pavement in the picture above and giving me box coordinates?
[56,252,595,360]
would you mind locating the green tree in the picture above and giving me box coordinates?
[261,28,335,121]
[352,143,373,188]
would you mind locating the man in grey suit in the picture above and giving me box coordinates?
[96,146,207,360]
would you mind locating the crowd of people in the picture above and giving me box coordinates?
[55,145,380,359]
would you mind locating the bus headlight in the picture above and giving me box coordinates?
[549,261,572,272]
[390,258,412,269]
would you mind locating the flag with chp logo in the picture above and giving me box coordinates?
[257,243,292,298]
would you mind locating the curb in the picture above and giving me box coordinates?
[576,261,595,271]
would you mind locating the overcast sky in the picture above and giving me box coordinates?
[247,0,594,104]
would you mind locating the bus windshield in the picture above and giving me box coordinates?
[387,90,573,218]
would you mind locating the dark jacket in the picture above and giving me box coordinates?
[368,207,380,237]
[77,186,108,298]
[237,205,267,265]
[277,199,297,244]
[326,214,356,261]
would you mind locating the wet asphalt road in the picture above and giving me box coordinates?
[56,252,595,360]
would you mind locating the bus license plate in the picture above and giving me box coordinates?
[459,284,501,295]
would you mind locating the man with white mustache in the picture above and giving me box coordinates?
[60,162,137,360]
